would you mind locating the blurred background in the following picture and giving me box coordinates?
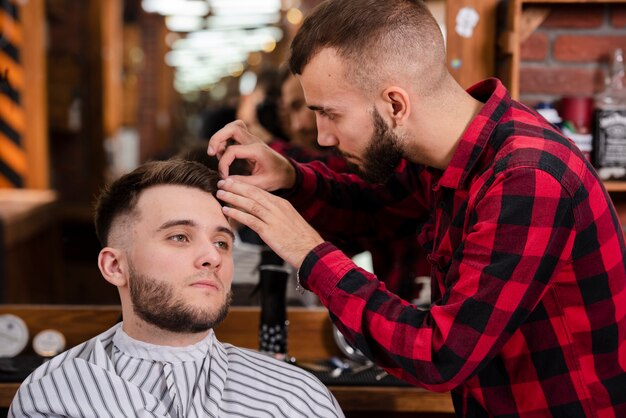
[1,0,625,306]
[0,0,448,305]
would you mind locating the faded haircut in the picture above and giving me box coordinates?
[94,159,220,247]
[288,0,446,96]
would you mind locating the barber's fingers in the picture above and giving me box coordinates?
[217,178,298,229]
[207,120,259,158]
[217,143,260,179]
[217,178,274,215]
[220,198,267,235]
[218,143,295,191]
[216,179,323,267]
[217,184,280,242]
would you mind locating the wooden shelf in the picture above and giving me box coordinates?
[329,386,453,413]
[604,181,626,193]
[2,383,454,414]
[519,0,625,3]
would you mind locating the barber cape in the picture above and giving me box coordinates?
[9,323,343,418]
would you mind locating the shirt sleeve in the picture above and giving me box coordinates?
[279,159,432,243]
[299,167,577,392]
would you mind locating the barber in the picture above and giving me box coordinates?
[210,1,626,416]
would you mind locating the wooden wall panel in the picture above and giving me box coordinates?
[446,0,500,88]
[21,0,48,188]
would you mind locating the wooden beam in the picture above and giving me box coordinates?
[19,0,48,188]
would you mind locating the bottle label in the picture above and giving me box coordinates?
[594,110,626,176]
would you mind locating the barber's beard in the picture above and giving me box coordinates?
[129,264,231,334]
[354,108,404,185]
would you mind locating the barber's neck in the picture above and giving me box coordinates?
[404,75,483,170]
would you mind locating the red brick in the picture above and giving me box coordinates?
[611,4,626,28]
[540,4,604,29]
[521,32,549,61]
[519,66,605,96]
[553,35,626,62]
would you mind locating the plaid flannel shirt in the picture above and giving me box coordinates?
[269,138,430,298]
[286,78,626,417]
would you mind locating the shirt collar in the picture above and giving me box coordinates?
[436,78,511,190]
[112,325,214,362]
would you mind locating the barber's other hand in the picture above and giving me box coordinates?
[217,178,324,268]
[207,120,296,191]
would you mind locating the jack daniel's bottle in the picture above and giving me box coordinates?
[258,247,289,360]
[593,48,626,180]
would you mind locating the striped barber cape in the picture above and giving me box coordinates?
[8,323,343,418]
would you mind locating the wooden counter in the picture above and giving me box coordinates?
[0,190,62,303]
[0,305,454,416]
[0,190,57,247]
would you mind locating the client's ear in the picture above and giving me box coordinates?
[98,247,128,287]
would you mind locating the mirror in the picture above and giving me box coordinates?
[4,0,501,306]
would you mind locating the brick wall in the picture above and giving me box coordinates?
[519,3,626,106]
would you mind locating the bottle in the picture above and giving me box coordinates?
[258,247,290,360]
[593,48,626,180]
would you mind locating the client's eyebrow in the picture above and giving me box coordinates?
[157,219,195,231]
[216,226,236,241]
[157,220,235,241]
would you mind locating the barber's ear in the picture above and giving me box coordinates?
[381,86,410,126]
[98,247,128,287]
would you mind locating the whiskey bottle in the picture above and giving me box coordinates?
[593,48,626,180]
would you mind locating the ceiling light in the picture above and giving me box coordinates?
[286,8,303,25]
[165,16,205,32]
[206,13,281,29]
[209,0,280,15]
[239,70,257,95]
[142,0,210,16]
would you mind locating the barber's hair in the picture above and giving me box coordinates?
[289,0,446,95]
[94,159,220,247]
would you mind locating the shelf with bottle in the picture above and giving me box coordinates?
[497,0,626,209]
[535,101,626,192]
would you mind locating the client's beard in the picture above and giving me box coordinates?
[129,265,231,334]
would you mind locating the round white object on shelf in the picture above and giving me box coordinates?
[33,329,66,357]
[0,314,29,357]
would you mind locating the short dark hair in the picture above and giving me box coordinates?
[94,159,220,247]
[288,0,445,94]
[177,144,252,176]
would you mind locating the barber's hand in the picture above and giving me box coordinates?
[208,120,296,192]
[217,178,325,268]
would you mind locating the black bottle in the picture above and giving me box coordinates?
[258,247,290,359]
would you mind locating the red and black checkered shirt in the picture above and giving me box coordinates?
[269,138,431,299]
[286,78,626,417]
